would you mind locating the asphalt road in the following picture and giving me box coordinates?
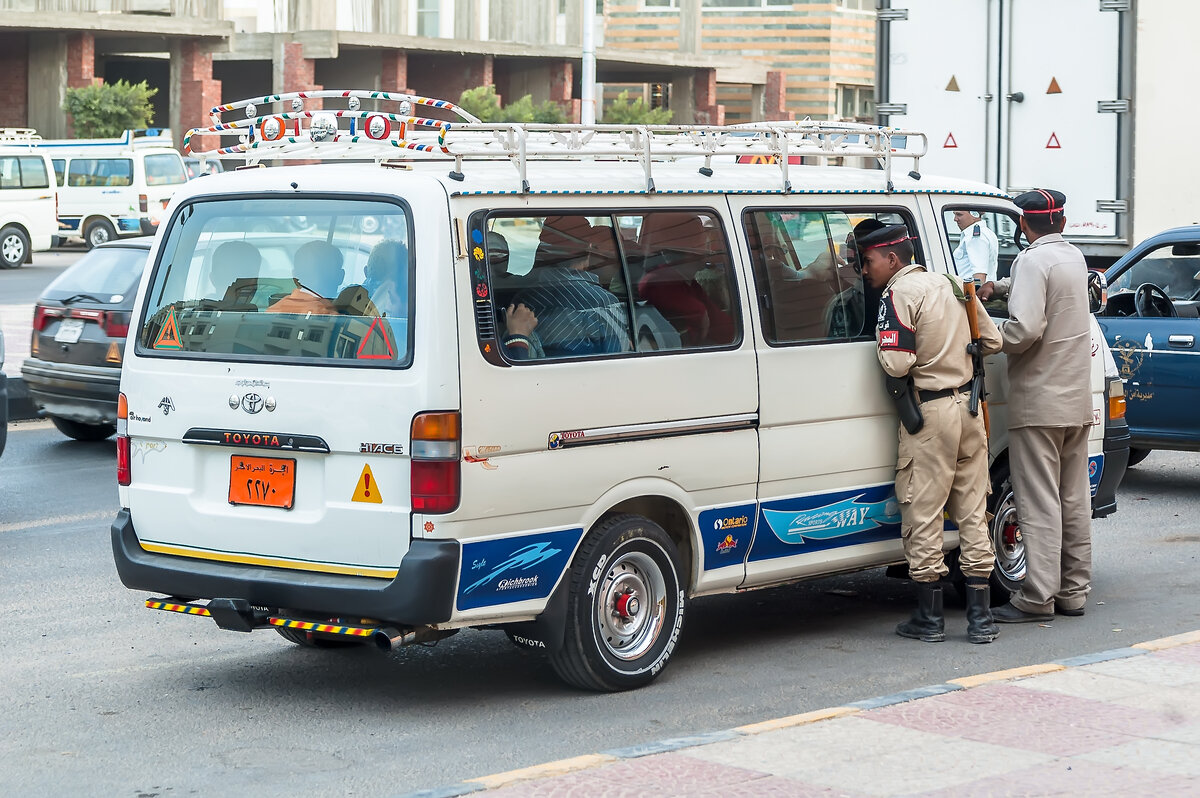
[1,248,85,305]
[2,422,1198,796]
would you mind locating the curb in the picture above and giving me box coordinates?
[5,377,41,422]
[400,629,1200,798]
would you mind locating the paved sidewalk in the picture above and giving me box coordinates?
[411,630,1200,798]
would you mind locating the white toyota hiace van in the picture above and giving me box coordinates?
[112,92,1127,691]
[0,129,57,268]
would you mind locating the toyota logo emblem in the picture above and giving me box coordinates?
[241,393,264,414]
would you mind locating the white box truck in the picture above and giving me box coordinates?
[875,0,1200,267]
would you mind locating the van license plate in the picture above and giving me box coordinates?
[228,455,296,509]
[54,318,85,344]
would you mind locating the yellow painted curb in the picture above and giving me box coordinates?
[466,753,618,790]
[948,662,1065,688]
[735,706,860,735]
[1133,629,1200,651]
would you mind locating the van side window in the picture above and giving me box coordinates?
[939,207,1021,317]
[52,159,65,187]
[67,158,134,188]
[745,208,917,345]
[485,210,740,361]
[0,157,50,190]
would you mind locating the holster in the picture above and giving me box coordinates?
[885,374,924,434]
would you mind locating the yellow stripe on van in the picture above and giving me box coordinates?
[138,541,399,579]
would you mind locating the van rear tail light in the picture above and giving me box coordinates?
[411,411,461,514]
[33,304,65,332]
[101,311,131,338]
[139,193,148,213]
[1108,380,1127,421]
[117,392,131,486]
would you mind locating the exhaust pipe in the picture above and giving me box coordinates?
[373,626,457,651]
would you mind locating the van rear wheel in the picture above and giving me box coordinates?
[84,218,116,249]
[549,514,686,692]
[51,416,116,441]
[987,465,1023,602]
[0,225,29,269]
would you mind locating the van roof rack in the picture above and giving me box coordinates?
[0,128,42,142]
[185,89,929,194]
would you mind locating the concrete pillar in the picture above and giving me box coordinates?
[28,33,68,138]
[0,33,30,128]
[381,50,410,93]
[765,70,793,121]
[174,40,222,153]
[679,0,702,55]
[670,74,694,125]
[750,83,765,123]
[692,68,723,125]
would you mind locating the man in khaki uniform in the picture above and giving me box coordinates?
[978,189,1094,622]
[859,224,1004,644]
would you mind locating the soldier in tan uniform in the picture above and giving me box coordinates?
[978,189,1094,622]
[859,224,1004,644]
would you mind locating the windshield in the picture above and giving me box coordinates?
[45,246,149,301]
[1111,243,1200,301]
[138,197,412,368]
[144,152,188,186]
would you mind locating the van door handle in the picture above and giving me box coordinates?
[1168,334,1194,348]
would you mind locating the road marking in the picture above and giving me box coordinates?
[0,509,113,534]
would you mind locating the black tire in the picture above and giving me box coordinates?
[0,225,29,269]
[985,464,1023,604]
[274,626,368,649]
[51,416,116,441]
[84,218,116,249]
[1126,447,1152,468]
[549,514,686,692]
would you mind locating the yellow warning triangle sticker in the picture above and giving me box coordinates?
[153,308,183,350]
[945,75,960,92]
[944,132,958,149]
[105,341,121,363]
[1047,76,1062,94]
[351,464,383,503]
[1046,132,1062,149]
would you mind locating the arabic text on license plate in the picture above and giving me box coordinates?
[54,318,85,344]
[228,455,296,510]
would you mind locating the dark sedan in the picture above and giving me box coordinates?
[1099,225,1200,466]
[22,239,152,440]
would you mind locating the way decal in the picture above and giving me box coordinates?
[153,308,183,350]
[1047,76,1062,94]
[749,484,902,563]
[351,464,383,503]
[943,132,958,149]
[1046,132,1062,149]
[945,75,960,92]
[356,317,395,360]
[457,528,582,611]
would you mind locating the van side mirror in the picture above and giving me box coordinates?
[1088,270,1108,314]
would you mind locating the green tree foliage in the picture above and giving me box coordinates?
[602,90,673,125]
[458,85,568,124]
[62,80,158,138]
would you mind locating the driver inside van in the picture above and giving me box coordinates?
[208,240,262,305]
[267,240,344,315]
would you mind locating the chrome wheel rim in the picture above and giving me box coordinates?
[2,234,23,263]
[991,485,1026,584]
[595,550,667,661]
[89,226,111,246]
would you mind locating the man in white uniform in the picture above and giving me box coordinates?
[952,210,998,284]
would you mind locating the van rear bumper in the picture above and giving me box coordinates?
[1093,417,1130,519]
[110,509,460,625]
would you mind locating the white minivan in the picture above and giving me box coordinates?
[0,132,57,268]
[40,129,187,248]
[111,92,1127,691]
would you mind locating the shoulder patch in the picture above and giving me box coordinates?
[877,292,916,353]
[973,225,981,237]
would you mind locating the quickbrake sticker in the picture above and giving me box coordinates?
[749,484,901,563]
[457,528,582,611]
[1088,455,1103,497]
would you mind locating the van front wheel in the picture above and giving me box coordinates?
[0,225,29,269]
[84,219,116,249]
[550,514,686,692]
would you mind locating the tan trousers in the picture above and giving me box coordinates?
[894,393,995,583]
[1007,425,1092,614]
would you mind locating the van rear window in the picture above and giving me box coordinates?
[144,152,187,186]
[137,198,412,368]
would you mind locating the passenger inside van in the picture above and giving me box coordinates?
[363,239,409,319]
[266,240,343,315]
[637,215,735,347]
[510,215,632,359]
[209,240,262,305]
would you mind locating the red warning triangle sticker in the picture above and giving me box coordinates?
[1047,76,1062,94]
[355,316,396,360]
[153,308,183,350]
[945,75,960,92]
[1046,132,1062,149]
[943,132,958,149]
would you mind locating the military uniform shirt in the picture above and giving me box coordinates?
[877,264,1003,392]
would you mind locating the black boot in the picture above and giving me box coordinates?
[965,577,999,644]
[896,581,945,642]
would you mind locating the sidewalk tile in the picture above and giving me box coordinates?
[1082,650,1200,686]
[687,776,871,798]
[570,752,769,792]
[1078,737,1200,779]
[1109,683,1200,722]
[695,716,1051,796]
[480,772,643,798]
[914,759,1200,798]
[1154,641,1200,666]
[868,684,1176,755]
[1014,667,1156,702]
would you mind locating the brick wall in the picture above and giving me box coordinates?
[380,50,410,93]
[282,42,322,109]
[178,41,222,153]
[0,34,29,128]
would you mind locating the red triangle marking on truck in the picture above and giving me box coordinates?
[1046,132,1062,149]
[945,75,960,92]
[1047,76,1062,94]
[355,316,396,360]
[943,132,958,149]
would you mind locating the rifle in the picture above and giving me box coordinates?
[963,279,990,437]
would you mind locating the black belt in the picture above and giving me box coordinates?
[917,382,972,404]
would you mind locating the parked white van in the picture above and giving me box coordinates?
[0,129,58,268]
[37,129,187,248]
[111,92,1127,691]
